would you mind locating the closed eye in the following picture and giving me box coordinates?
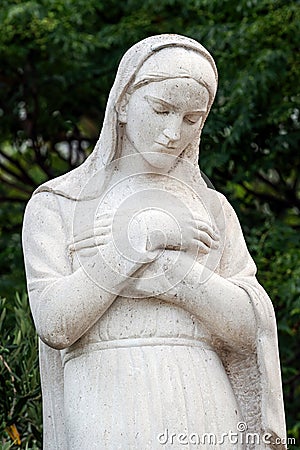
[145,96,172,115]
[153,107,170,115]
[184,113,203,125]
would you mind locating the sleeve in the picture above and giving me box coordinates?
[23,192,72,292]
[22,192,116,349]
[217,192,257,280]
[216,193,277,332]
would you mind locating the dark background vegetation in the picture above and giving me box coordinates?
[0,0,299,448]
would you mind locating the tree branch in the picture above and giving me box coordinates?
[241,181,300,211]
[257,171,280,191]
[0,177,32,195]
[0,149,37,187]
[31,140,54,179]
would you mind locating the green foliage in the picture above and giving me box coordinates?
[0,0,299,215]
[0,293,41,448]
[0,203,26,301]
[0,0,299,446]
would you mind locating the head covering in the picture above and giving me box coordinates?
[34,34,218,200]
[128,46,217,104]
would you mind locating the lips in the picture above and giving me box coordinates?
[154,141,177,150]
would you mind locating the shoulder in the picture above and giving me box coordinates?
[201,187,241,228]
[22,192,68,241]
[214,190,234,212]
[24,191,60,222]
[213,190,243,226]
[22,191,74,261]
[205,189,247,245]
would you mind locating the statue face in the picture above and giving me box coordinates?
[124,78,210,169]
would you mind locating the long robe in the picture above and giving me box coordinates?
[22,33,286,450]
[23,183,286,449]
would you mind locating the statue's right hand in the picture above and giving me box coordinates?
[66,205,163,296]
[69,209,157,284]
[69,211,113,258]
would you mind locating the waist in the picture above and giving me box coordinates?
[75,297,210,343]
[62,336,214,367]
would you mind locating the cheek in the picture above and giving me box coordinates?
[181,124,201,144]
[128,107,158,137]
[126,112,145,143]
[143,114,166,139]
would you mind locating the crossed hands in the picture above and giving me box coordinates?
[71,207,219,258]
[70,206,220,296]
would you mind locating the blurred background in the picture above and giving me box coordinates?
[0,0,299,448]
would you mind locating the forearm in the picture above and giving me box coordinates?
[31,267,115,350]
[136,252,256,349]
[30,244,152,350]
[174,263,256,349]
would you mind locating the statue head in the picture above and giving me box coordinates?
[115,46,217,170]
[35,35,218,199]
[94,35,218,169]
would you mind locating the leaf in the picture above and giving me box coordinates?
[5,423,21,445]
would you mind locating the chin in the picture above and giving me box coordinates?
[143,153,177,171]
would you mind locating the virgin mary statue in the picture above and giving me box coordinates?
[22,34,286,449]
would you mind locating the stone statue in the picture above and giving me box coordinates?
[22,35,286,449]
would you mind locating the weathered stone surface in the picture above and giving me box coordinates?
[22,34,286,450]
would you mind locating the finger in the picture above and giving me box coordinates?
[94,234,111,246]
[95,215,114,227]
[73,226,111,243]
[74,247,98,259]
[69,237,95,251]
[95,211,114,221]
[73,211,113,240]
[192,219,219,240]
[70,235,110,251]
[191,239,210,254]
[192,229,219,249]
[193,219,218,237]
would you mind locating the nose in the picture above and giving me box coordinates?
[163,118,181,142]
[163,128,181,142]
